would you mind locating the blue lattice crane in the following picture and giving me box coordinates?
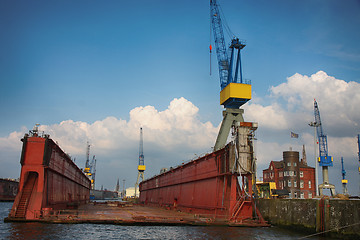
[313,99,335,195]
[135,127,145,197]
[211,0,253,151]
[84,142,96,190]
[314,100,333,167]
[210,0,250,109]
[341,157,348,195]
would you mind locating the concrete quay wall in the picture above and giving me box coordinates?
[256,198,360,238]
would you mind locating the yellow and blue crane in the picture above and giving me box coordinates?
[210,0,252,151]
[341,157,348,195]
[84,142,96,190]
[313,99,335,196]
[135,127,145,197]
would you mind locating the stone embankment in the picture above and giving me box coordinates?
[257,198,360,239]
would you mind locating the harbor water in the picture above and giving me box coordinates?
[1,202,330,240]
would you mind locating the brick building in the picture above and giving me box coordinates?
[263,150,315,199]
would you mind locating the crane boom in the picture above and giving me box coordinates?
[313,99,333,166]
[210,0,250,109]
[139,127,144,166]
[210,0,229,90]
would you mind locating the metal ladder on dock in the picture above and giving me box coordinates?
[15,172,37,218]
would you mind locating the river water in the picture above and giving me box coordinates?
[1,202,330,240]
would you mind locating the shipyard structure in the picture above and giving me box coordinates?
[139,122,267,226]
[7,127,90,220]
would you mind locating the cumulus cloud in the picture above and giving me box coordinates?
[0,97,218,188]
[245,71,360,139]
[270,71,360,132]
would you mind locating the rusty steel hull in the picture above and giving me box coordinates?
[8,134,91,220]
[139,143,267,225]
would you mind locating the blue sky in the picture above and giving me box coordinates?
[1,0,360,195]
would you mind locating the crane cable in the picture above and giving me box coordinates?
[218,1,236,39]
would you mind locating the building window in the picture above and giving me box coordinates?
[309,193,312,198]
[300,192,304,198]
[288,180,292,187]
[300,180,304,188]
[294,181,297,187]
[294,171,297,176]
[287,162,291,167]
[294,162,297,167]
[300,171,303,178]
[309,181,311,188]
[294,192,297,198]
[290,171,294,177]
[279,171,283,177]
[271,165,273,170]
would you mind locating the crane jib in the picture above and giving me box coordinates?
[313,100,333,167]
[210,0,251,109]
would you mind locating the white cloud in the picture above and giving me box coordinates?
[0,97,218,188]
[269,71,360,133]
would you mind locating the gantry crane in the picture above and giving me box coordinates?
[341,157,348,195]
[210,0,252,151]
[313,99,335,196]
[84,142,96,190]
[135,127,145,197]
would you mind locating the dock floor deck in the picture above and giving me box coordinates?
[5,201,269,227]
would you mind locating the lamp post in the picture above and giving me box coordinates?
[309,121,319,196]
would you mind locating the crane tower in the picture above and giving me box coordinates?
[84,142,96,190]
[135,127,145,197]
[313,99,335,196]
[341,157,348,195]
[210,0,252,151]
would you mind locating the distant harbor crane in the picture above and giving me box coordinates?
[84,142,96,190]
[341,157,348,195]
[313,99,335,196]
[135,127,145,197]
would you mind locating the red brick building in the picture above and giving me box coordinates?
[263,150,315,199]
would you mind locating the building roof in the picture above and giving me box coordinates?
[298,162,314,169]
[263,160,315,171]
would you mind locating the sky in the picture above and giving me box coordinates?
[1,0,360,195]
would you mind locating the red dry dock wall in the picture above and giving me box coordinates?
[139,143,250,220]
[9,134,91,220]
